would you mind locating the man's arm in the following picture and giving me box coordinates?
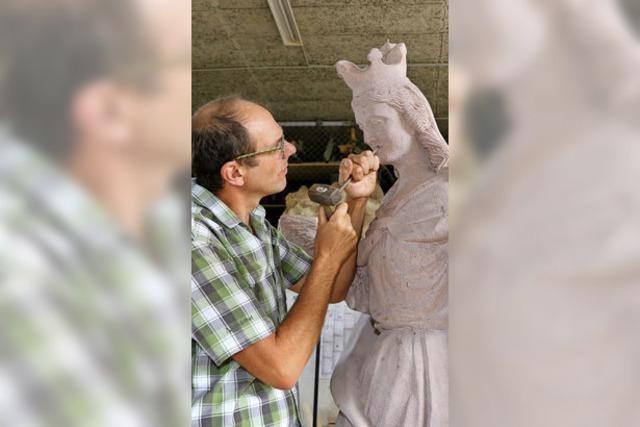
[330,151,379,301]
[290,151,379,303]
[289,197,366,303]
[232,254,340,389]
[328,196,367,302]
[232,203,356,390]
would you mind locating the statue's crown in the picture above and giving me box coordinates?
[335,41,408,95]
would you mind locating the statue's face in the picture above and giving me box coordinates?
[354,101,413,165]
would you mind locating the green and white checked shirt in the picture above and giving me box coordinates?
[191,182,312,427]
[0,128,188,427]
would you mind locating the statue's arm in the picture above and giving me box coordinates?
[345,264,370,314]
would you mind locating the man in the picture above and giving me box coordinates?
[0,0,190,425]
[191,96,379,426]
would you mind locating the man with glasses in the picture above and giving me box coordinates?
[191,96,379,426]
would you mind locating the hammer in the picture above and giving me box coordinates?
[308,177,353,206]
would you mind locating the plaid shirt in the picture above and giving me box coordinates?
[0,129,188,427]
[191,182,312,427]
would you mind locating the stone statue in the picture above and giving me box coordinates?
[330,42,449,427]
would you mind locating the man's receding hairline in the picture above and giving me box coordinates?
[192,98,262,132]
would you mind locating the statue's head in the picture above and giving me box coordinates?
[336,42,448,171]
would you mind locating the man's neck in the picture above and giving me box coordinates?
[66,147,178,241]
[215,189,260,228]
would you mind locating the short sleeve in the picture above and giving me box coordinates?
[272,227,313,289]
[191,243,276,366]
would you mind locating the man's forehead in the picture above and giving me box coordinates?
[240,103,281,146]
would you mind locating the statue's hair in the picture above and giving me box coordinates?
[353,81,449,172]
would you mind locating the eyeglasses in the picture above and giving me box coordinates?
[234,135,286,160]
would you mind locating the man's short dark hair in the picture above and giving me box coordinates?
[191,96,258,194]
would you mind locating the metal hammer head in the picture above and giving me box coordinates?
[308,183,344,206]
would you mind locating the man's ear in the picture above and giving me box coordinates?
[70,79,133,148]
[220,161,246,187]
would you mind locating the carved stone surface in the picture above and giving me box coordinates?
[330,42,449,427]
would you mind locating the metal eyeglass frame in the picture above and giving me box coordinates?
[234,135,285,160]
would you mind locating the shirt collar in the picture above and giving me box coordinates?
[192,180,266,230]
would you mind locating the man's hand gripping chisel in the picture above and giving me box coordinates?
[308,150,376,207]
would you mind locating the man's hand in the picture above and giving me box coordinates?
[314,203,357,266]
[340,150,380,200]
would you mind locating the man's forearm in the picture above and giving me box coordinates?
[272,255,340,385]
[330,197,367,302]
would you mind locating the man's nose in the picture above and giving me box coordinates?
[285,140,296,158]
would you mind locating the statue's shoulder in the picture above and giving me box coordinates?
[383,178,448,243]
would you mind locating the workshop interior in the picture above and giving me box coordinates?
[192,1,448,425]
